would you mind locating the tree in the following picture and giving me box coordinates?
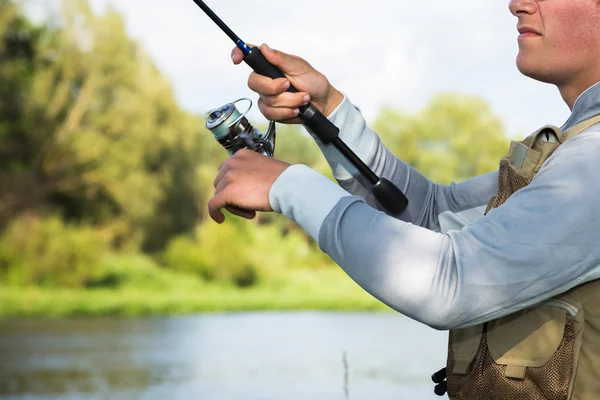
[372,93,509,185]
[0,0,204,251]
[0,0,44,229]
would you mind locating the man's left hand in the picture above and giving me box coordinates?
[209,149,291,223]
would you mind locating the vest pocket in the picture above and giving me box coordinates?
[447,302,581,400]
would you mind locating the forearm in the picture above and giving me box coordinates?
[305,94,497,228]
[317,193,600,330]
[270,167,462,329]
[269,166,485,329]
[304,94,429,223]
[270,133,600,330]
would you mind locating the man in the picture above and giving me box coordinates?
[210,0,600,397]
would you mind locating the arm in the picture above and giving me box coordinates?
[306,94,498,228]
[271,130,600,330]
[231,45,496,228]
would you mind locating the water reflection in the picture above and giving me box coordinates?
[0,313,448,399]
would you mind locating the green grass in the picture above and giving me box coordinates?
[0,268,391,318]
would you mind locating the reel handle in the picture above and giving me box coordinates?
[243,47,409,216]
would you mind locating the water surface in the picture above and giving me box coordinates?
[0,313,448,399]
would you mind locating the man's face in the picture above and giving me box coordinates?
[509,0,600,88]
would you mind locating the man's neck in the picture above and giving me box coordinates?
[559,74,600,110]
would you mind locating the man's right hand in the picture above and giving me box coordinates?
[231,43,343,125]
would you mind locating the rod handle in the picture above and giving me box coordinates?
[244,47,293,87]
[243,46,409,216]
[373,178,409,216]
[243,47,339,144]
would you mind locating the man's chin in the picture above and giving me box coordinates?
[516,60,556,84]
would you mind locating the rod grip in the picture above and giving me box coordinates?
[243,47,298,92]
[373,178,409,216]
[243,47,339,144]
[243,46,409,215]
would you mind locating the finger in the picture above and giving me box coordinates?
[231,47,244,65]
[231,43,257,65]
[214,171,231,193]
[215,150,262,191]
[208,193,227,224]
[258,97,300,122]
[226,206,256,220]
[233,148,255,158]
[215,150,258,189]
[259,43,297,73]
[217,158,229,174]
[261,92,310,109]
[214,163,230,189]
[248,72,290,96]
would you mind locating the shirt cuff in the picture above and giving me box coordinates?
[304,94,351,147]
[269,164,354,241]
[303,94,377,180]
[326,93,351,120]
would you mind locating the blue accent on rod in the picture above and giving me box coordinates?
[236,40,251,56]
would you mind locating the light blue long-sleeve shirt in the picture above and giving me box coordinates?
[269,82,600,330]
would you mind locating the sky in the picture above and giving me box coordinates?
[33,0,572,137]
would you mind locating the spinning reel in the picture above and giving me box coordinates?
[206,98,276,157]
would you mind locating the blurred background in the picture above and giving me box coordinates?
[0,0,572,399]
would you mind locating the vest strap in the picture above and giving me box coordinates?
[562,114,600,141]
[505,365,527,380]
[452,361,471,375]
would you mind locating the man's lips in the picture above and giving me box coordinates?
[517,26,542,38]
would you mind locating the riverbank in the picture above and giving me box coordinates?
[0,269,389,318]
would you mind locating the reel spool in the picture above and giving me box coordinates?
[206,98,276,157]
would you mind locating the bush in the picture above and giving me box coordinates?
[85,252,204,291]
[246,222,333,272]
[228,263,258,288]
[0,214,109,288]
[164,214,336,288]
[163,236,213,280]
[164,219,261,288]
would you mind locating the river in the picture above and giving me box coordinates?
[0,313,449,399]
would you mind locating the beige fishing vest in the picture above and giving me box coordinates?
[446,115,600,400]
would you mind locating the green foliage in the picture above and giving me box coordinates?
[0,214,109,288]
[86,252,204,291]
[0,268,388,318]
[0,1,515,318]
[163,235,213,280]
[262,122,335,179]
[269,124,323,167]
[164,215,334,288]
[0,0,203,251]
[165,219,261,288]
[373,93,509,184]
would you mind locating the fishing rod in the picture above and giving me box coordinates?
[192,0,409,216]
